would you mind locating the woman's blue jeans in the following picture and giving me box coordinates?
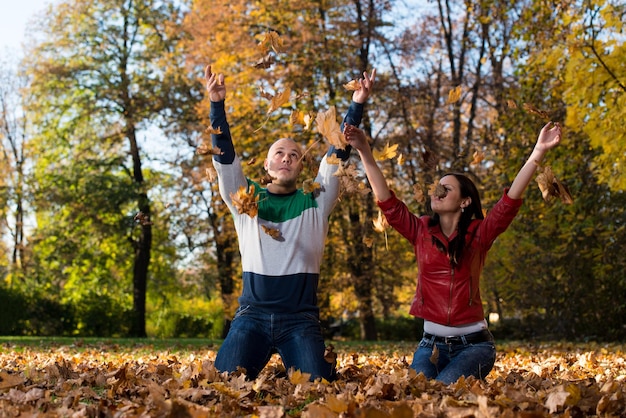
[214,305,335,381]
[410,331,496,384]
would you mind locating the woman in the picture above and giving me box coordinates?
[344,122,561,384]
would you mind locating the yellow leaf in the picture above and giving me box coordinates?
[447,85,463,104]
[373,142,399,161]
[302,179,321,194]
[343,79,360,91]
[257,30,285,54]
[372,210,389,233]
[289,369,311,385]
[266,88,291,115]
[397,153,404,166]
[316,106,347,150]
[326,154,341,165]
[325,394,349,413]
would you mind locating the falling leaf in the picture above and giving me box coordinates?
[343,79,360,91]
[421,150,438,170]
[535,165,573,204]
[428,180,447,199]
[447,85,463,104]
[362,236,374,248]
[230,185,259,218]
[290,110,316,130]
[260,173,276,185]
[261,225,282,240]
[372,210,389,233]
[316,106,348,150]
[373,143,399,161]
[134,211,153,226]
[413,184,425,204]
[302,179,321,194]
[197,144,223,156]
[523,102,551,120]
[326,154,342,165]
[205,167,217,182]
[470,150,485,165]
[254,53,275,69]
[266,88,292,115]
[247,157,257,166]
[205,126,223,135]
[506,99,518,109]
[257,30,284,54]
[397,153,404,166]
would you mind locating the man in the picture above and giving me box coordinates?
[205,65,375,381]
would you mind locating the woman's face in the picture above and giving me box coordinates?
[430,175,469,215]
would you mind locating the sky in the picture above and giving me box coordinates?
[0,0,54,53]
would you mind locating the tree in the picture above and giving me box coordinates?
[0,56,29,283]
[23,0,197,336]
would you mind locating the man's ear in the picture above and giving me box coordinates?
[263,159,269,171]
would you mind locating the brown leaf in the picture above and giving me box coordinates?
[261,225,282,240]
[523,102,551,120]
[535,165,573,204]
[230,185,259,217]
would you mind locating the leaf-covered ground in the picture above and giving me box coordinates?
[0,340,624,417]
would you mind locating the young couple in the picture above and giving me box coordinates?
[204,65,561,384]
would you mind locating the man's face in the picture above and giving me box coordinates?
[264,138,303,189]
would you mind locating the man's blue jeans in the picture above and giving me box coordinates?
[410,331,496,384]
[214,305,335,381]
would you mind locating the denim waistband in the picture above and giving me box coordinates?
[423,329,493,345]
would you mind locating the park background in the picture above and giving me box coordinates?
[0,0,624,343]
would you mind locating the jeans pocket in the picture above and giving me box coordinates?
[234,305,251,319]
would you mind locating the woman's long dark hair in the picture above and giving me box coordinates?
[428,173,484,267]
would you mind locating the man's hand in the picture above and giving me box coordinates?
[352,69,376,104]
[205,65,226,102]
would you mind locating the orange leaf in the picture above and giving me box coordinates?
[343,79,360,91]
[316,106,347,150]
[261,225,282,240]
[447,85,463,104]
[373,142,399,161]
[230,185,259,218]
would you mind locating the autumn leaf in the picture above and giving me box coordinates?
[343,79,360,91]
[428,180,447,199]
[373,210,389,250]
[261,225,282,240]
[373,142,399,161]
[535,165,573,204]
[254,53,275,69]
[506,99,518,109]
[470,150,485,165]
[421,150,438,170]
[326,154,341,165]
[362,236,374,248]
[289,369,311,385]
[397,153,404,166]
[290,109,315,130]
[447,85,463,103]
[302,179,321,195]
[247,157,257,166]
[260,173,275,185]
[197,144,223,156]
[413,184,425,204]
[134,211,153,226]
[205,126,223,135]
[523,102,551,120]
[230,185,259,217]
[257,30,284,54]
[316,106,348,150]
[266,88,291,115]
[205,167,217,182]
[429,344,439,365]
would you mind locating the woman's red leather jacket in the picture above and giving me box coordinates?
[377,189,522,326]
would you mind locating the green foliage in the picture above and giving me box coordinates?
[146,295,224,339]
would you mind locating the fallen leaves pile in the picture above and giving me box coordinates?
[1,341,624,417]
